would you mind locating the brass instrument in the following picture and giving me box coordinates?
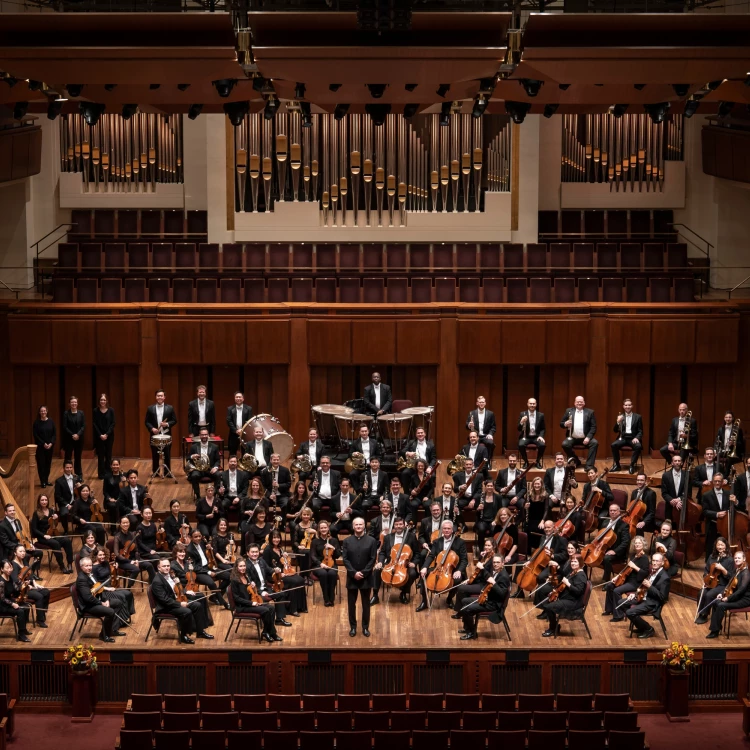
[446,454,466,476]
[291,455,312,475]
[617,412,625,438]
[727,419,741,460]
[239,453,259,473]
[186,454,210,473]
[396,454,421,472]
[679,410,694,452]
[344,451,366,474]
[566,409,574,440]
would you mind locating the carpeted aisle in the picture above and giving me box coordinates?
[639,713,746,749]
[12,713,122,749]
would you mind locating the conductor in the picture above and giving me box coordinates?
[341,517,378,638]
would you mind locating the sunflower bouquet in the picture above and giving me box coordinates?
[64,643,98,673]
[661,642,695,672]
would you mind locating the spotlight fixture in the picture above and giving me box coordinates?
[27,80,43,92]
[66,84,83,97]
[436,83,450,98]
[558,83,571,91]
[633,83,646,91]
[13,101,29,120]
[472,96,488,118]
[149,83,161,90]
[644,101,670,123]
[439,100,452,126]
[707,80,723,91]
[718,100,735,118]
[543,103,559,118]
[79,101,106,126]
[611,103,629,117]
[365,103,391,126]
[47,98,63,120]
[683,100,700,118]
[213,79,237,98]
[121,103,138,120]
[404,83,418,92]
[520,78,543,97]
[329,83,342,92]
[188,103,203,120]
[672,84,690,97]
[224,100,250,126]
[264,96,280,120]
[367,84,387,99]
[104,83,117,91]
[177,83,191,92]
[334,103,350,120]
[403,103,419,119]
[252,76,268,93]
[504,100,531,124]
[294,82,306,99]
[300,101,312,127]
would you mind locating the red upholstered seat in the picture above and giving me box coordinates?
[291,278,314,303]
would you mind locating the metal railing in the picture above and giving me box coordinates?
[670,223,714,260]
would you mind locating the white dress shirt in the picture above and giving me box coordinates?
[625,414,633,432]
[319,472,332,499]
[528,411,537,436]
[370,471,380,496]
[252,561,266,592]
[554,467,566,497]
[254,440,267,467]
[131,486,139,510]
[506,468,518,496]
[308,443,317,464]
[339,492,352,519]
[672,469,682,489]
[196,544,208,567]
[724,426,732,448]
[235,406,244,429]
[228,470,238,494]
[156,404,165,429]
[477,410,486,435]
[416,440,427,460]
[198,400,207,426]
[705,463,715,481]
[573,409,585,439]
[469,445,477,461]
[361,439,371,461]
[200,442,209,458]
[381,515,394,535]
[373,384,381,408]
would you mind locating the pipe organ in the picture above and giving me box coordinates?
[232,112,512,226]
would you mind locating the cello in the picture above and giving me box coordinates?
[621,489,648,538]
[381,522,415,588]
[676,455,705,563]
[581,468,610,533]
[424,534,459,595]
[553,498,584,540]
[718,467,749,551]
[580,521,618,568]
[516,534,558,592]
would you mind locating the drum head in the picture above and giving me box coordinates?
[401,407,434,416]
[312,404,354,415]
[267,431,294,463]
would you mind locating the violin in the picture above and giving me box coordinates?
[109,557,120,588]
[553,499,584,539]
[13,566,32,602]
[142,491,153,508]
[226,534,237,564]
[156,522,169,552]
[493,510,517,558]
[185,562,199,594]
[723,563,746,599]
[120,533,137,560]
[610,556,644,589]
[15,527,35,552]
[90,496,104,524]
[271,568,283,593]
[468,546,494,584]
[322,539,336,568]
[48,513,61,538]
[547,577,571,603]
[424,535,459,594]
[90,578,109,598]
[581,468,610,533]
[279,549,295,576]
[299,527,316,550]
[247,581,267,605]
[622,491,648,538]
[516,536,556,592]
[652,539,672,570]
[703,560,726,589]
[476,577,495,605]
[171,573,188,603]
[580,523,617,568]
[381,522,415,588]
[206,543,217,570]
[179,522,191,546]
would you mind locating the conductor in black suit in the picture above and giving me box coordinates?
[518,398,546,469]
[610,399,644,474]
[145,389,177,475]
[76,557,118,642]
[466,396,497,461]
[363,372,392,417]
[187,428,221,500]
[561,396,598,470]
[187,385,216,436]
[226,392,253,457]
[342,517,378,637]
[659,403,698,463]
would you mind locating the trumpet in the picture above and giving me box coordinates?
[566,409,573,440]
[186,454,210,473]
[239,453,259,473]
[679,410,694,452]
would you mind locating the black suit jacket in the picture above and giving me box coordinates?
[631,487,658,530]
[560,407,597,439]
[363,383,392,415]
[0,518,21,559]
[701,488,732,524]
[145,404,177,434]
[368,515,397,541]
[418,516,443,554]
[716,424,745,459]
[518,410,546,439]
[424,536,469,575]
[613,413,643,441]
[309,470,342,498]
[242,439,273,467]
[400,439,437,469]
[330,492,364,519]
[733,472,750,512]
[54,474,76,511]
[356,469,389,498]
[76,571,103,611]
[150,572,184,613]
[466,409,497,438]
[692,463,721,498]
[297,440,329,468]
[117,484,149,518]
[459,443,489,473]
[643,568,670,605]
[342,533,379,588]
[544,465,575,501]
[350,438,384,461]
[452,471,482,507]
[667,416,698,447]
[660,469,689,504]
[601,517,631,558]
[226,404,253,433]
[188,442,221,471]
[495,468,528,507]
[217,469,249,498]
[187,399,216,436]
[246,557,275,593]
[262,466,292,497]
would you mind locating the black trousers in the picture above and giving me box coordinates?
[602,552,628,581]
[479,435,495,461]
[562,437,598,468]
[36,447,53,485]
[659,444,691,464]
[604,580,638,619]
[625,599,660,632]
[373,566,418,596]
[85,603,116,637]
[347,586,371,629]
[709,599,750,634]
[518,437,546,464]
[316,567,338,604]
[312,496,332,513]
[25,587,50,623]
[237,603,276,635]
[611,438,642,467]
[64,440,84,478]
[281,574,307,614]
[188,470,217,499]
[35,536,74,569]
[460,595,497,633]
[456,583,483,611]
[0,605,29,636]
[119,560,155,586]
[474,520,493,549]
[150,444,172,474]
[697,585,725,621]
[196,572,228,599]
[95,436,114,479]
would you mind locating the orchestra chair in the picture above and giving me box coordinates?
[0,613,21,641]
[226,729,262,750]
[487,729,527,750]
[612,446,642,474]
[532,711,567,731]
[667,242,688,271]
[339,278,361,303]
[612,488,628,510]
[627,599,668,640]
[172,278,194,303]
[123,711,162,731]
[301,694,335,712]
[408,693,443,712]
[556,693,593,712]
[527,243,548,272]
[337,694,370,712]
[568,711,604,730]
[508,532,528,594]
[198,243,220,271]
[462,711,497,731]
[127,694,162,713]
[162,712,199,731]
[244,278,265,303]
[518,694,554,712]
[412,730,449,750]
[496,711,532,732]
[607,729,647,750]
[334,730,373,750]
[593,694,632,713]
[69,584,109,641]
[292,278,314,303]
[239,712,277,732]
[100,278,123,303]
[458,277,480,303]
[263,732,299,750]
[300,730,335,750]
[374,730,410,750]
[190,730,226,750]
[198,694,231,713]
[144,588,182,643]
[316,711,350,732]
[118,729,154,750]
[625,277,648,303]
[674,277,694,302]
[309,569,341,605]
[568,729,607,750]
[148,278,171,303]
[445,693,480,712]
[224,587,262,643]
[390,710,425,731]
[153,729,190,750]
[292,243,313,271]
[363,277,385,304]
[164,694,197,713]
[604,712,639,733]
[233,694,266,713]
[372,693,406,711]
[528,729,567,750]
[482,277,504,303]
[481,694,516,712]
[268,694,302,712]
[553,580,593,639]
[723,605,750,638]
[201,711,240,730]
[476,588,512,640]
[506,278,528,303]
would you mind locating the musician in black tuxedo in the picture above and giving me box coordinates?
[630,473,658,533]
[610,399,643,474]
[0,504,41,572]
[429,483,459,523]
[544,453,578,508]
[329,478,363,537]
[373,517,419,604]
[387,477,414,523]
[460,432,489,478]
[623,553,670,639]
[701,474,734,560]
[262,454,291,511]
[418,503,444,563]
[418,520,469,611]
[62,396,85,480]
[561,396,598,470]
[494,453,527,513]
[458,554,510,640]
[187,385,216,436]
[296,429,329,483]
[341,517,379,636]
[585,468,615,526]
[367,499,396,546]
[660,455,689,525]
[348,425,384,492]
[466,396,497,461]
[659,403,698,463]
[242,424,273,475]
[399,427,437,489]
[453,458,483,511]
[599,503,632,581]
[732,457,750,512]
[76,557,118,642]
[145,390,177,475]
[117,470,150,526]
[518,398,546,469]
[309,456,341,512]
[216,456,249,515]
[226,392,252,457]
[187,428,222,500]
[716,411,745,474]
[357,457,390,511]
[692,448,723,501]
[53,460,78,533]
[707,550,750,638]
[363,372,392,416]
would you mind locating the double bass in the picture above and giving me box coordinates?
[381,522,415,588]
[718,467,749,552]
[424,535,459,594]
[676,455,705,563]
[582,468,610,533]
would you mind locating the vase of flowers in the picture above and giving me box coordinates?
[662,642,694,722]
[64,644,98,722]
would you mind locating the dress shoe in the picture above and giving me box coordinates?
[416,601,428,612]
[520,461,528,470]
[271,634,283,642]
[601,611,611,617]
[629,465,637,475]
[325,601,333,607]
[261,632,275,643]
[451,613,462,620]
[275,619,292,627]
[458,629,467,634]
[610,463,622,473]
[460,631,477,640]
[542,629,555,638]
[111,630,126,637]
[37,622,48,629]
[706,631,720,639]
[100,636,115,643]
[695,616,708,625]
[197,631,214,639]
[511,590,524,599]
[290,612,301,617]
[349,628,357,637]
[399,591,408,604]
[179,635,195,644]
[637,627,656,639]
[17,635,30,643]
[362,629,370,637]
[609,618,624,623]
[536,613,547,620]
[63,567,73,575]
[369,596,379,606]
[446,596,454,608]
[535,461,544,469]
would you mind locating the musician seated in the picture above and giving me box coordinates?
[660,455,689,526]
[239,478,268,547]
[0,560,31,642]
[495,453,527,514]
[387,477,412,524]
[31,493,74,574]
[246,543,290,627]
[517,520,569,601]
[659,402,698,464]
[693,447,725,500]
[92,545,135,625]
[363,371,392,417]
[330,478,363,538]
[357,456,389,512]
[285,482,310,531]
[11,544,49,626]
[187,529,229,606]
[76,556,118,642]
[262,454,291,513]
[651,521,678,577]
[518,398,546,470]
[348,425,384,488]
[610,399,644,474]
[159,554,214,643]
[624,553,671,639]
[405,459,435,515]
[70,484,106,547]
[707,550,750,638]
[475,480,502,550]
[229,556,281,643]
[533,541,582,611]
[543,496,585,546]
[702,473,733,560]
[733,456,750,512]
[716,410,745,474]
[263,530,307,615]
[116,470,150,528]
[399,427,437,489]
[196,485,226,540]
[417,502,445,570]
[241,505,275,556]
[310,521,340,607]
[368,499,396,546]
[243,425,273,476]
[217,456,249,516]
[210,518,236,573]
[309,456,341,512]
[102,459,127,525]
[541,555,587,637]
[597,503,631,581]
[163,499,192,549]
[544,453,578,509]
[630,474,657,535]
[187,428,221,501]
[187,385,215,437]
[296,428,328,483]
[135,506,162,564]
[53,460,78,534]
[430,482,458,524]
[466,395,497,462]
[696,537,735,626]
[457,554,510,640]
[291,508,317,580]
[603,536,649,622]
[561,396,598,470]
[460,432,489,478]
[490,507,519,568]
[417,520,468,612]
[373,517,418,605]
[0,504,42,575]
[113,517,156,587]
[584,468,614,526]
[453,458,482,512]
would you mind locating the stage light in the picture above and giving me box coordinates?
[188,103,203,120]
[436,83,450,98]
[121,103,138,120]
[13,101,28,120]
[504,100,531,124]
[300,101,312,127]
[683,100,700,118]
[264,96,280,120]
[440,101,451,126]
[27,80,43,92]
[329,83,342,92]
[558,83,571,91]
[633,83,646,91]
[520,78,543,97]
[611,103,629,118]
[213,79,237,98]
[66,84,83,97]
[543,103,559,118]
[334,103,350,120]
[404,83,418,92]
[472,96,488,118]
[644,101,670,123]
[365,103,391,126]
[224,100,250,126]
[104,83,117,92]
[79,102,106,126]
[718,100,735,118]
[707,80,723,91]
[177,84,191,92]
[367,84,387,99]
[294,82,306,99]
[403,103,419,119]
[672,84,690,97]
[47,99,63,120]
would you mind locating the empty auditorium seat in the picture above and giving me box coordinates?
[245,243,266,271]
[673,277,694,302]
[57,243,78,272]
[268,695,301,712]
[317,711,350,731]
[127,243,149,271]
[649,278,671,302]
[435,277,456,302]
[596,243,617,272]
[152,243,173,272]
[172,278,193,303]
[174,242,196,270]
[80,242,102,271]
[619,243,642,271]
[372,693,407,711]
[427,711,461,731]
[506,278,528,303]
[339,244,360,271]
[557,694,594,712]
[244,278,265,303]
[268,278,290,303]
[410,244,430,270]
[487,730,526,750]
[222,244,244,271]
[554,278,575,303]
[292,244,313,270]
[386,244,407,271]
[337,695,370,712]
[316,244,337,272]
[196,278,218,303]
[578,277,599,302]
[550,242,571,271]
[413,730,449,750]
[483,277,504,303]
[502,243,524,272]
[643,243,665,271]
[625,277,647,302]
[386,278,408,304]
[315,278,337,303]
[301,694,335,712]
[459,277,480,303]
[269,244,290,271]
[291,278,314,303]
[220,278,242,303]
[456,243,478,270]
[76,278,98,303]
[363,277,385,304]
[199,694,232,712]
[198,243,219,271]
[602,277,624,302]
[480,244,501,271]
[124,278,147,302]
[667,242,688,270]
[300,731,334,750]
[100,278,122,303]
[433,244,454,271]
[573,243,594,271]
[527,243,548,272]
[233,695,266,713]
[104,243,126,271]
[530,277,552,303]
[411,277,432,303]
[148,278,170,303]
[445,693,481,712]
[482,694,516,712]
[339,278,361,303]
[594,694,631,713]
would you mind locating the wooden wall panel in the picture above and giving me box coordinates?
[502,321,546,364]
[538,365,587,453]
[10,366,60,453]
[606,365,652,454]
[96,320,141,365]
[457,366,503,452]
[211,367,242,437]
[245,366,289,430]
[652,365,683,450]
[247,320,290,364]
[651,320,695,363]
[52,320,97,365]
[159,321,202,364]
[695,318,739,363]
[687,366,742,453]
[160,366,209,439]
[95,366,141,458]
[505,365,536,452]
[63,366,94,450]
[352,321,396,364]
[607,320,651,364]
[308,321,351,364]
[202,322,246,365]
[8,319,51,364]
[546,319,590,364]
[397,321,440,364]
[456,321,502,364]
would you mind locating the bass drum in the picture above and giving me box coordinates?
[241,413,295,463]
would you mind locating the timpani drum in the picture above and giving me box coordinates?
[334,413,374,444]
[401,406,435,441]
[312,404,353,445]
[241,413,295,463]
[377,413,413,453]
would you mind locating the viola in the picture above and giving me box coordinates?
[48,513,61,538]
[13,566,31,602]
[516,537,555,592]
[185,562,199,594]
[322,540,335,568]
[120,534,137,560]
[15,527,35,552]
[109,558,120,588]
[171,574,188,603]
[621,492,648,538]
[424,535,459,594]
[492,510,518,557]
[247,581,266,605]
[610,556,643,589]
[142,491,153,508]
[179,522,191,546]
[580,524,617,568]
[381,522,415,588]
[279,550,295,576]
[271,568,283,593]
[704,556,729,589]
[724,563,746,598]
[156,522,169,552]
[90,578,109,598]
[468,547,494,584]
[553,499,584,539]
[226,534,237,564]
[476,577,494,605]
[581,468,610,533]
[299,527,316,550]
[652,538,672,570]
[547,577,570,603]
[90,496,104,524]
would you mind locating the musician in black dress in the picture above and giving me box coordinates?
[30,493,73,573]
[0,560,31,642]
[457,554,510,640]
[92,546,135,623]
[79,530,99,565]
[168,544,215,637]
[405,459,435,514]
[263,530,307,615]
[526,477,551,550]
[533,541,582,610]
[229,557,280,643]
[163,499,191,549]
[541,555,587,637]
[0,504,42,575]
[211,518,235,573]
[292,508,317,584]
[695,537,735,626]
[310,521,340,607]
[11,544,50,627]
[474,480,501,551]
[603,535,649,622]
[490,506,519,568]
[76,556,117,642]
[624,553,671,639]
[285,481,310,532]
[71,484,106,546]
[239,478,267,550]
[196,484,225,540]
[32,405,55,488]
[242,505,275,554]
[610,399,643,474]
[62,396,85,480]
[650,522,678,577]
[93,394,115,479]
[102,459,127,526]
[135,506,163,564]
[113,516,155,587]
[707,550,750,638]
[186,529,229,606]
[156,556,213,643]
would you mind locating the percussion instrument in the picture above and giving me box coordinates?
[401,406,435,441]
[312,404,353,445]
[150,433,172,450]
[378,413,413,452]
[334,413,373,444]
[242,413,294,462]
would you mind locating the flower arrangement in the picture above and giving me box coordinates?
[64,643,98,673]
[661,642,695,672]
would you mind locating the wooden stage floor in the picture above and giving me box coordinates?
[3,455,737,654]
